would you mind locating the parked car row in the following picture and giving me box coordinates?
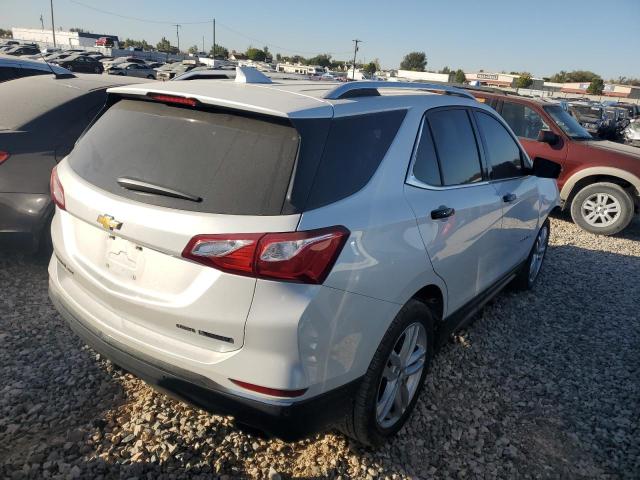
[560,99,640,142]
[471,89,640,235]
[0,69,638,447]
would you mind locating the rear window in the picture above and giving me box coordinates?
[68,99,300,215]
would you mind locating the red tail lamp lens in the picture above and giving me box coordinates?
[182,226,349,284]
[50,166,65,210]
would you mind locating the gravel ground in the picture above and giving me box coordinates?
[1,215,639,479]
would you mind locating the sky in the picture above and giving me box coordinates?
[2,0,639,79]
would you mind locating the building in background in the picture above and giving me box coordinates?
[465,72,544,90]
[395,70,454,83]
[11,27,118,48]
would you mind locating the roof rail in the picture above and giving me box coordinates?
[324,81,476,100]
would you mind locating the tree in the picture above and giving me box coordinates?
[400,51,427,71]
[515,73,533,88]
[307,54,332,67]
[123,38,152,51]
[156,37,178,54]
[209,44,228,59]
[69,27,88,33]
[587,77,605,95]
[246,47,267,61]
[439,66,451,74]
[454,69,466,83]
[188,45,199,54]
[0,28,13,38]
[549,70,600,83]
[363,62,377,76]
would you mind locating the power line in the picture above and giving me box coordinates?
[67,0,353,56]
[68,0,210,24]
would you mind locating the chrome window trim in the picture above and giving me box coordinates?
[405,111,487,191]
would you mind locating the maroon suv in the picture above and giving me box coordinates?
[472,91,640,235]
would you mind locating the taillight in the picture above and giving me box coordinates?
[183,233,263,276]
[0,151,9,165]
[229,379,307,398]
[182,226,349,284]
[50,166,65,210]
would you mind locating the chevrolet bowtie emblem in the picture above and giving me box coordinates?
[96,214,123,231]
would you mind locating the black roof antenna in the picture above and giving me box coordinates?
[38,50,73,79]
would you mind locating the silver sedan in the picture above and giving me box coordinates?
[108,62,157,79]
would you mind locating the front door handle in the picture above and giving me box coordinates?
[431,206,455,220]
[503,193,517,203]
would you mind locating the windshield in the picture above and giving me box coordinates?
[571,105,603,118]
[544,105,593,140]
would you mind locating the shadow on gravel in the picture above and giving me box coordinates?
[1,221,639,479]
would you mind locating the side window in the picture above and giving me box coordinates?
[306,109,407,209]
[411,120,441,186]
[475,111,523,180]
[428,109,482,186]
[501,101,549,140]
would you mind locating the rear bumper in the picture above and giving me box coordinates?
[49,285,361,441]
[0,192,52,237]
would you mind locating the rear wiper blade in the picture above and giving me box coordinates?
[117,177,202,203]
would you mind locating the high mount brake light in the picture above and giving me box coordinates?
[50,166,65,210]
[148,93,198,107]
[182,226,349,284]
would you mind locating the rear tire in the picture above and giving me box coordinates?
[147,74,154,79]
[513,218,550,291]
[570,182,634,235]
[339,299,434,447]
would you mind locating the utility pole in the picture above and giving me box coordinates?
[212,18,216,57]
[174,23,181,53]
[50,0,57,47]
[40,14,44,30]
[352,39,361,80]
[202,35,204,53]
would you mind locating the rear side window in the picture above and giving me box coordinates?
[304,110,406,210]
[475,111,523,180]
[501,101,549,140]
[428,109,482,186]
[411,120,441,186]
[69,99,300,215]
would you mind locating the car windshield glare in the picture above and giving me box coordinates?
[543,105,592,140]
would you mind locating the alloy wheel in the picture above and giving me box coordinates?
[528,224,548,283]
[376,322,427,429]
[581,193,621,228]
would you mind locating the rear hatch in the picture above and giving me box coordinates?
[58,96,302,352]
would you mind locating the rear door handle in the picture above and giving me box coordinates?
[503,193,517,203]
[431,206,455,220]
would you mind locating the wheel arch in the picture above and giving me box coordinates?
[411,284,444,322]
[561,168,640,208]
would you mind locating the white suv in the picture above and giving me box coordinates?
[48,73,560,446]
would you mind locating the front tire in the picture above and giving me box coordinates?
[340,299,434,446]
[570,182,634,235]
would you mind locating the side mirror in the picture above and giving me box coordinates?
[532,157,562,179]
[537,130,560,146]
